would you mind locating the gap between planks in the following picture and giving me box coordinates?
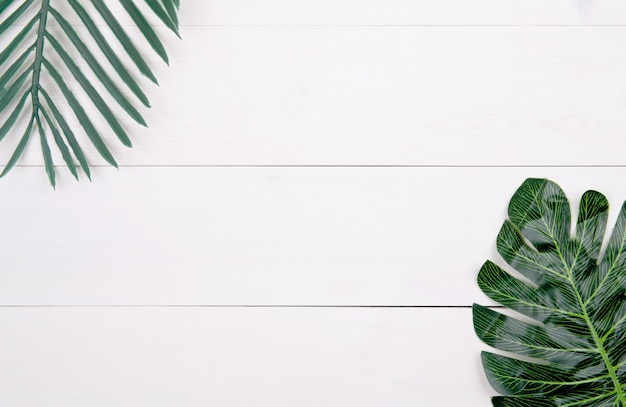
[12,164,626,168]
[0,305,502,308]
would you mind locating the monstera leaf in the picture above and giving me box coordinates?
[474,178,626,406]
[0,0,180,186]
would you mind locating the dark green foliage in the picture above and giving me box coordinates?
[0,0,180,187]
[474,178,626,406]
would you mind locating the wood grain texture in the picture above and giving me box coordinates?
[1,2,624,405]
[9,26,625,167]
[2,166,625,306]
[11,0,625,27]
[0,307,489,407]
[177,0,626,26]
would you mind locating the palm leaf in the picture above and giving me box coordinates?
[0,0,180,187]
[474,178,626,406]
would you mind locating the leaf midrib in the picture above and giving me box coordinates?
[528,189,626,405]
[553,240,626,406]
[30,0,49,109]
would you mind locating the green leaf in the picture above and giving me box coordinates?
[0,0,180,186]
[45,31,133,147]
[0,0,17,15]
[66,0,150,107]
[48,7,147,125]
[0,0,35,36]
[144,0,179,35]
[0,90,29,143]
[0,16,36,66]
[119,0,170,63]
[0,66,32,111]
[0,46,35,92]
[39,87,90,180]
[39,107,78,180]
[42,58,118,168]
[90,0,159,83]
[0,115,34,179]
[159,0,179,29]
[474,178,626,406]
[35,112,55,188]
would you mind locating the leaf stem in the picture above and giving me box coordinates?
[579,301,625,406]
[557,245,626,406]
[31,0,50,108]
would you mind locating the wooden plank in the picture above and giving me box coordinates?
[11,26,625,167]
[178,0,626,26]
[1,166,625,306]
[0,307,491,406]
[8,1,625,27]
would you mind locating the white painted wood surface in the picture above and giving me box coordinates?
[13,25,626,166]
[0,307,488,407]
[2,167,626,306]
[1,1,625,405]
[179,0,626,26]
[17,0,626,26]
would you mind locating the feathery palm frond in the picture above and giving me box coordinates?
[0,0,180,187]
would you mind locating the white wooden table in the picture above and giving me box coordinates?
[1,1,625,405]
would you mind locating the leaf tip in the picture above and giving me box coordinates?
[0,167,11,179]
